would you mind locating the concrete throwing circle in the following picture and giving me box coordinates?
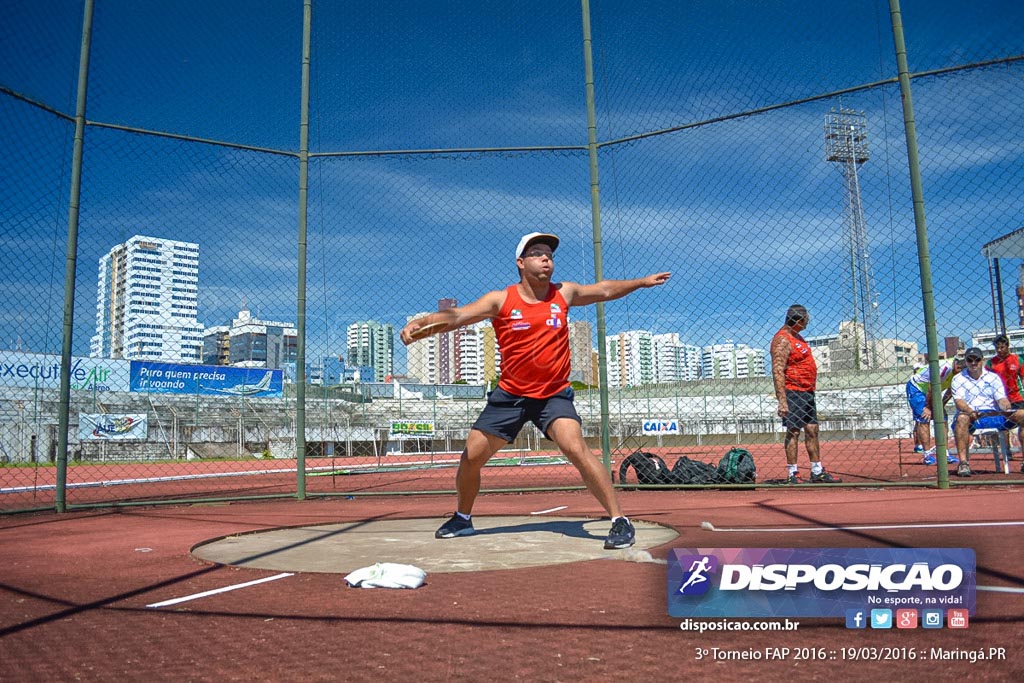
[192,516,679,573]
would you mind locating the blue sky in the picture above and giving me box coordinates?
[2,0,1023,373]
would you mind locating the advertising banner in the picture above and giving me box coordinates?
[130,362,283,397]
[389,420,435,439]
[78,413,148,441]
[642,419,681,435]
[667,547,975,618]
[0,351,130,392]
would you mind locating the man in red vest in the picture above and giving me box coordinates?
[401,232,670,550]
[986,334,1024,460]
[770,304,841,484]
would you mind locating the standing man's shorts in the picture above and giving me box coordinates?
[783,390,817,429]
[906,382,930,423]
[906,382,947,424]
[472,386,582,442]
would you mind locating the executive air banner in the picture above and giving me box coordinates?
[129,362,283,397]
[0,351,130,392]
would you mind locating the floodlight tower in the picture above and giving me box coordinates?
[825,108,878,370]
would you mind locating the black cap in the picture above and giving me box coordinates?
[964,347,984,361]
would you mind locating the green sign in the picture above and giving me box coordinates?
[389,420,435,437]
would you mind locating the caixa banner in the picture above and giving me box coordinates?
[667,548,975,618]
[642,419,680,435]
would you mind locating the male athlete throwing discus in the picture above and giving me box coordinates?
[400,232,671,549]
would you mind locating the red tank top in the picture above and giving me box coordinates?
[988,353,1024,402]
[774,327,816,391]
[494,284,571,399]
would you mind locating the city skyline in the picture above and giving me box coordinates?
[78,231,947,385]
[3,2,1022,382]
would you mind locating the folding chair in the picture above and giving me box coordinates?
[973,427,1011,475]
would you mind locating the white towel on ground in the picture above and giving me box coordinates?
[344,562,427,589]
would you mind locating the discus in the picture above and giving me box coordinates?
[409,320,446,340]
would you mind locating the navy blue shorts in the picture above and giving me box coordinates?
[472,386,582,442]
[783,390,817,429]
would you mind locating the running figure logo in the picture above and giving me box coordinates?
[676,554,718,596]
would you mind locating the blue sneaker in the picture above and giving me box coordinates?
[914,446,925,455]
[946,453,960,465]
[604,517,636,549]
[435,514,475,539]
[922,454,936,466]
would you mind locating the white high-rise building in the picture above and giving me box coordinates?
[807,320,918,373]
[202,307,297,369]
[405,313,437,384]
[456,321,490,385]
[606,330,655,387]
[653,333,702,383]
[701,342,768,379]
[346,320,394,382]
[89,235,204,362]
[406,315,493,386]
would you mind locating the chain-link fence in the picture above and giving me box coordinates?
[2,0,1024,511]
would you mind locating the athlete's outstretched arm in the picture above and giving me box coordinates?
[399,289,505,345]
[561,272,670,307]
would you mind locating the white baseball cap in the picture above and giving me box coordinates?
[515,232,560,258]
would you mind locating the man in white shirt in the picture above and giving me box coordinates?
[952,347,1024,476]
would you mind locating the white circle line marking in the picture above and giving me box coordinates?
[146,572,294,608]
[531,506,568,515]
[699,520,1024,532]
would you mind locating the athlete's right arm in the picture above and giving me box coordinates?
[769,334,790,414]
[399,289,506,345]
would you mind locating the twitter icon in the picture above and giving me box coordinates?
[870,609,893,629]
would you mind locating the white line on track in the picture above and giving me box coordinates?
[146,572,294,608]
[531,505,568,515]
[699,520,1024,533]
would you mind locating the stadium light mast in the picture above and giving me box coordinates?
[825,108,879,370]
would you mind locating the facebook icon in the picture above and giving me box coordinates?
[845,609,867,629]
